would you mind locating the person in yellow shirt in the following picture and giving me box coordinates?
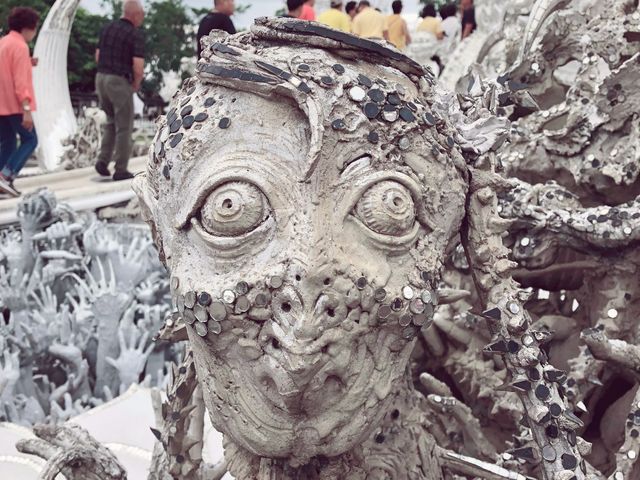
[384,1,411,50]
[317,1,351,32]
[352,0,386,39]
[417,3,444,39]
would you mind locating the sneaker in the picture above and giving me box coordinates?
[0,176,19,197]
[113,171,134,181]
[95,161,110,177]
[8,180,20,196]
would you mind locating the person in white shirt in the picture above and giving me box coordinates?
[439,4,460,42]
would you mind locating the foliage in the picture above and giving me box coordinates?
[0,0,54,36]
[236,3,251,14]
[101,0,123,19]
[140,0,195,102]
[68,8,106,92]
[1,0,252,102]
[419,0,456,10]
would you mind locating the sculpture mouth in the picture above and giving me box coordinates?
[253,328,357,414]
[256,367,349,415]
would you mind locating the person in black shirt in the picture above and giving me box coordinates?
[282,0,306,18]
[460,0,477,39]
[197,0,236,59]
[95,0,145,181]
[345,1,358,20]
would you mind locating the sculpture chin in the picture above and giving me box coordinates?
[190,326,414,463]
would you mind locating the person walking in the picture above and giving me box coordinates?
[440,3,461,41]
[94,0,145,182]
[299,0,316,21]
[352,1,386,39]
[317,1,351,32]
[417,4,443,39]
[461,0,477,39]
[282,0,306,18]
[384,1,411,50]
[345,1,357,20]
[0,7,40,197]
[197,0,236,59]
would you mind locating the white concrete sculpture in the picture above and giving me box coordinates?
[32,0,81,171]
[9,4,640,479]
[0,188,173,429]
[128,17,580,480]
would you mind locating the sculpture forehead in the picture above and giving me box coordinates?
[152,53,458,180]
[159,89,311,182]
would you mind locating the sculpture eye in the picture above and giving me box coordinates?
[354,181,416,236]
[199,181,269,237]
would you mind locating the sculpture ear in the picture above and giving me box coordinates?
[133,174,168,264]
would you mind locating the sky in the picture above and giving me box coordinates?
[80,0,424,29]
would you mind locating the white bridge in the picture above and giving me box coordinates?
[0,157,146,226]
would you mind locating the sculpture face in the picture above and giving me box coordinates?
[136,25,468,464]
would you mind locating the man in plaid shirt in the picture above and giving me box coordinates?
[95,0,145,181]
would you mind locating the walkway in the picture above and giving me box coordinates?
[0,157,146,226]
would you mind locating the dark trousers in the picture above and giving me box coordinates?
[96,73,134,173]
[0,114,38,179]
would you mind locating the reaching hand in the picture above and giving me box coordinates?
[0,350,20,403]
[18,193,53,235]
[111,235,153,291]
[106,327,154,394]
[0,265,30,311]
[83,222,119,259]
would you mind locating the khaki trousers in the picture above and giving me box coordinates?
[96,73,134,173]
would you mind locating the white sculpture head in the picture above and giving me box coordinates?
[134,19,470,465]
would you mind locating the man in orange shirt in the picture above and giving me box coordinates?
[0,7,40,197]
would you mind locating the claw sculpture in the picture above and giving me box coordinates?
[32,0,81,170]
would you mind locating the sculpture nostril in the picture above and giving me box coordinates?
[323,278,331,286]
[281,302,292,313]
[271,338,280,349]
[327,308,335,318]
[295,274,301,281]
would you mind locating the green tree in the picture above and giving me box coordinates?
[101,0,123,19]
[419,0,456,10]
[141,0,194,101]
[68,8,108,92]
[0,0,54,36]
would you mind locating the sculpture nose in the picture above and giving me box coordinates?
[271,286,345,342]
[264,284,348,391]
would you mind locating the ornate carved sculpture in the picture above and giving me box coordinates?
[10,3,640,479]
[130,18,585,479]
[32,0,81,170]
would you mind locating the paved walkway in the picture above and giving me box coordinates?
[0,157,146,226]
